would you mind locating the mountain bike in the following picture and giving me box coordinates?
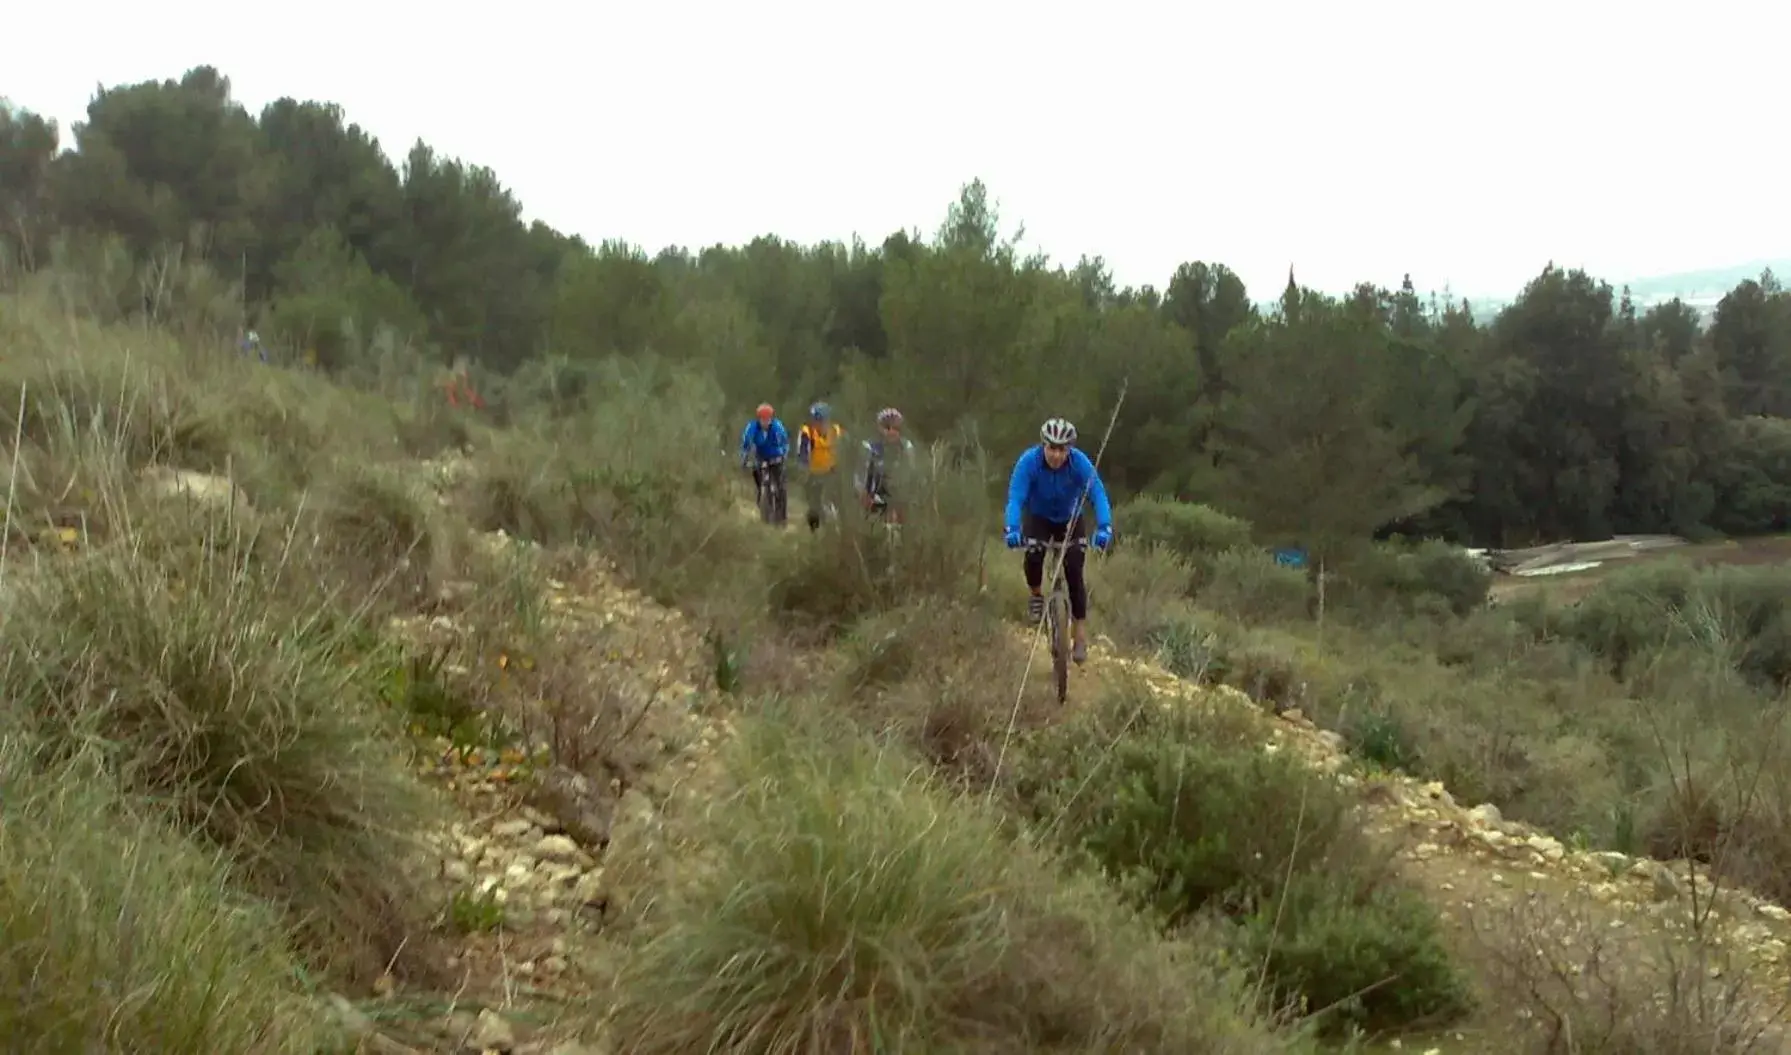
[1027,536,1087,705]
[752,457,788,525]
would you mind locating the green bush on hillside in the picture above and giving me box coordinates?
[1546,560,1791,686]
[0,290,428,525]
[1091,543,1201,650]
[834,598,1033,786]
[0,507,437,982]
[1120,496,1253,569]
[1235,870,1465,1034]
[838,597,1006,691]
[1339,539,1493,618]
[765,446,992,633]
[1202,547,1312,623]
[0,741,328,1053]
[1209,624,1316,710]
[308,459,459,610]
[612,711,1308,1054]
[1017,682,1471,1036]
[462,355,753,604]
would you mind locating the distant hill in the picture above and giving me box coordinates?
[1621,259,1789,302]
[1267,259,1789,323]
[1454,257,1791,323]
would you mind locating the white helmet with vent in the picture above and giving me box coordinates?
[1039,418,1077,446]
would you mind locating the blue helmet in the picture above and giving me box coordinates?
[809,402,830,421]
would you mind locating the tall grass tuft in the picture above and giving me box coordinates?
[0,738,330,1053]
[0,499,439,981]
[612,709,1308,1053]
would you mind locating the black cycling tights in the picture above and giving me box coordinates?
[1022,513,1089,621]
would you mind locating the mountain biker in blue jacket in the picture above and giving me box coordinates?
[740,403,790,524]
[1003,417,1114,664]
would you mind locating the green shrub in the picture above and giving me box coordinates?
[461,356,753,605]
[612,712,1308,1054]
[1339,540,1492,619]
[1235,871,1469,1035]
[308,459,457,610]
[839,598,1005,691]
[0,742,328,1053]
[1345,708,1419,773]
[1557,561,1791,686]
[0,514,438,982]
[1204,620,1314,711]
[765,446,991,634]
[1018,687,1357,920]
[1202,547,1311,623]
[1094,544,1199,649]
[1528,561,1693,676]
[835,599,1032,786]
[1149,615,1222,680]
[1018,682,1470,1036]
[0,291,425,526]
[1120,496,1253,568]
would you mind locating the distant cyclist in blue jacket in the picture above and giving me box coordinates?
[740,402,791,524]
[1003,417,1114,664]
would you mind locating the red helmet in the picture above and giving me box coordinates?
[756,403,774,422]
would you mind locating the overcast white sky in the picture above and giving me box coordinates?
[10,0,1788,300]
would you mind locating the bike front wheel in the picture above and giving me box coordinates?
[1048,592,1070,704]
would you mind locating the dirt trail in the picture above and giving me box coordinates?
[362,528,728,1055]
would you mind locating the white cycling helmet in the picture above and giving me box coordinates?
[1040,418,1077,446]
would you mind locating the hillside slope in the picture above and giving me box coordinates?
[369,495,1791,1051]
[84,460,1791,1054]
[5,290,1788,1053]
[1083,649,1791,1051]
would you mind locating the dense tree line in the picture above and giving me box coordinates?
[5,67,1791,551]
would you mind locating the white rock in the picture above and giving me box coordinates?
[1526,834,1566,862]
[539,863,584,887]
[473,1008,516,1050]
[535,834,583,862]
[491,818,535,839]
[572,870,608,906]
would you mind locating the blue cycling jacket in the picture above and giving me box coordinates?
[740,419,790,462]
[1004,445,1113,530]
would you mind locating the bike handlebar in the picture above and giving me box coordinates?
[1024,537,1089,552]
